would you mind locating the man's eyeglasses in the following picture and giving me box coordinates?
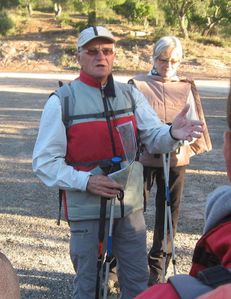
[80,47,115,56]
[158,58,179,65]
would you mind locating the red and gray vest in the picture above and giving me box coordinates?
[54,72,144,221]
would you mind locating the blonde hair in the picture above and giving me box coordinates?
[153,36,183,63]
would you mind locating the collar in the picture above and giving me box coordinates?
[149,68,179,82]
[79,70,116,97]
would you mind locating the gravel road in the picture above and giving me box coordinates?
[0,76,229,298]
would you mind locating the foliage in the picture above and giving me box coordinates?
[51,0,75,10]
[73,21,87,31]
[0,0,230,41]
[0,11,14,35]
[190,0,231,36]
[153,26,179,41]
[113,0,154,24]
[32,0,53,12]
[106,0,126,6]
[19,0,37,7]
[195,36,225,47]
[56,12,71,26]
[0,0,19,10]
[72,0,88,14]
[160,0,231,38]
[160,0,201,38]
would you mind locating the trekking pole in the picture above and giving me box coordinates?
[161,153,176,282]
[95,197,108,299]
[102,157,123,299]
[103,189,124,299]
[95,157,122,299]
[102,196,115,299]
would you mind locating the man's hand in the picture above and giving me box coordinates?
[171,104,204,142]
[86,174,123,198]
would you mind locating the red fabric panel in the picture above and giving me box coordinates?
[66,115,137,171]
[190,222,231,276]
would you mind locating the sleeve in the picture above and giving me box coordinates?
[32,95,91,191]
[131,86,181,153]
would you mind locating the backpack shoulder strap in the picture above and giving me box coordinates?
[49,81,76,226]
[169,266,231,299]
[197,265,231,288]
[168,274,212,299]
[50,81,76,128]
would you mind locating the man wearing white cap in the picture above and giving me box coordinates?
[32,26,204,299]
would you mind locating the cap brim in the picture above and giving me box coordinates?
[78,36,115,48]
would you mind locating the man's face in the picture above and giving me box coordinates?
[155,47,180,79]
[77,38,115,85]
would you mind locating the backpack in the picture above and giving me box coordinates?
[171,217,231,298]
[135,218,231,299]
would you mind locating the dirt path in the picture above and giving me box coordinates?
[0,77,229,298]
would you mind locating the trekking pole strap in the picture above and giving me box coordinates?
[117,189,124,218]
[98,197,108,242]
[57,189,63,225]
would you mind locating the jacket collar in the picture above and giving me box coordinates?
[79,70,116,97]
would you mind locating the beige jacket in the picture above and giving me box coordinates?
[131,75,212,167]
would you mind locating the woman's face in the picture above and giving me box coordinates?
[155,47,180,79]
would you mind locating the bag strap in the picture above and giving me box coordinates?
[197,265,231,288]
[52,81,75,225]
[53,82,75,128]
[169,266,231,299]
[169,274,212,299]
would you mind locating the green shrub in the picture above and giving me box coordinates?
[33,0,53,12]
[0,11,14,35]
[152,26,178,41]
[72,21,87,32]
[56,13,71,26]
[195,36,225,47]
[113,0,154,25]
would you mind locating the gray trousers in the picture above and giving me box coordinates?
[69,209,148,299]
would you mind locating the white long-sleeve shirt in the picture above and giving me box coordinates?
[32,84,179,192]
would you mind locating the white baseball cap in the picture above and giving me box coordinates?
[77,26,115,48]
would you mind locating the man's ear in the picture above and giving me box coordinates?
[224,131,231,182]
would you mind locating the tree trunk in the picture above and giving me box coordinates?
[26,1,32,16]
[88,0,97,26]
[54,3,62,18]
[179,14,188,38]
[202,22,216,36]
